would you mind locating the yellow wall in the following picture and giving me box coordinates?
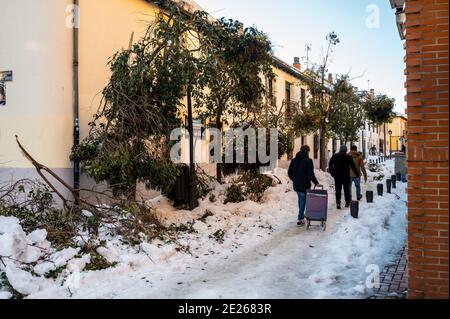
[387,116,407,152]
[0,0,73,168]
[0,0,161,171]
[268,65,327,168]
[78,0,160,140]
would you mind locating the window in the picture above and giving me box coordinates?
[285,81,291,116]
[314,134,319,159]
[301,88,306,108]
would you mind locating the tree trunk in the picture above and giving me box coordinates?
[215,114,223,183]
[319,126,328,171]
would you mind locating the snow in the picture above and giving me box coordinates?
[4,266,41,296]
[0,291,12,299]
[0,159,407,299]
[34,247,81,276]
[0,216,43,264]
[26,229,47,245]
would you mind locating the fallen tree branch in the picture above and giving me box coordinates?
[15,135,99,211]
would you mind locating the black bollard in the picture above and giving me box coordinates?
[366,191,374,203]
[397,173,402,181]
[377,184,384,196]
[386,179,392,193]
[350,201,359,219]
[391,175,397,189]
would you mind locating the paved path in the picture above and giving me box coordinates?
[369,246,408,299]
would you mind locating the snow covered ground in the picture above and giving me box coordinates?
[0,159,407,299]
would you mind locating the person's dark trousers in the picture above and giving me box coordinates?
[335,178,351,206]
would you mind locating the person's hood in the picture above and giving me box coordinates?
[349,150,361,158]
[295,151,309,160]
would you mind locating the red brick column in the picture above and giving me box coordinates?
[404,0,449,299]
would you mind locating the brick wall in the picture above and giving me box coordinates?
[404,0,449,299]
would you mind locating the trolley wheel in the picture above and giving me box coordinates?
[322,221,327,231]
[306,219,311,230]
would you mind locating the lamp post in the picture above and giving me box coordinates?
[388,129,393,157]
[187,85,199,211]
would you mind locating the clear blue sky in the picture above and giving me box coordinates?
[195,0,406,113]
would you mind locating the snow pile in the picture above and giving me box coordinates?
[0,216,42,264]
[0,216,49,297]
[0,216,91,298]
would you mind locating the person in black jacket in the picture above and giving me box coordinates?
[329,145,360,209]
[288,145,320,226]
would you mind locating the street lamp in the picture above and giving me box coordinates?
[388,130,393,157]
[187,85,199,211]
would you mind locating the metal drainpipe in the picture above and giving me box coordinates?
[73,0,80,192]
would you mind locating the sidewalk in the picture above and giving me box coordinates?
[369,246,408,299]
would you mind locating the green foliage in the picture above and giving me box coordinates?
[224,184,245,204]
[0,183,75,247]
[192,15,274,180]
[72,0,200,196]
[73,0,274,192]
[80,242,118,272]
[241,171,274,202]
[84,251,117,272]
[301,32,345,169]
[362,93,396,125]
[224,172,273,204]
[209,229,226,243]
[196,168,214,200]
[194,19,273,127]
[168,221,197,234]
[330,85,366,143]
[44,266,66,279]
[288,107,321,138]
[198,209,214,223]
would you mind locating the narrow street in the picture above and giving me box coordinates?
[28,160,407,299]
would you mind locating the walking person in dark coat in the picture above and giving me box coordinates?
[329,145,360,209]
[288,145,320,226]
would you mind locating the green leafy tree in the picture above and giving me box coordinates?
[330,85,366,144]
[72,0,274,196]
[362,93,396,126]
[290,32,353,170]
[193,19,273,181]
[72,1,208,198]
